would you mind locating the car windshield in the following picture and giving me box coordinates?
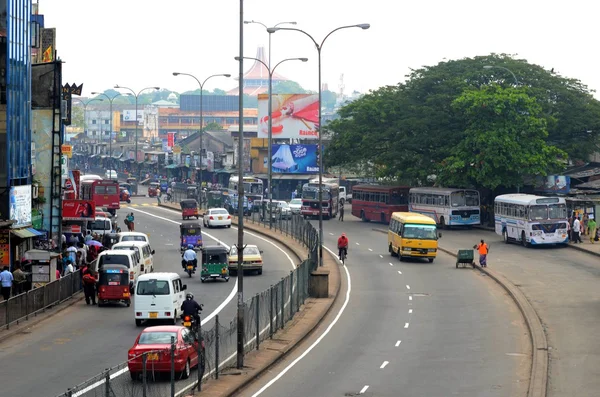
[211,209,228,215]
[230,246,260,256]
[138,331,178,345]
[290,199,302,205]
[136,280,170,295]
[278,202,290,209]
[121,236,147,242]
[403,224,438,240]
[98,255,130,267]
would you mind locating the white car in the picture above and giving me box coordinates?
[288,198,302,215]
[203,208,232,228]
[274,201,292,219]
[105,170,118,180]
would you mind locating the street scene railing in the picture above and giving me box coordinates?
[55,213,319,397]
[0,271,83,331]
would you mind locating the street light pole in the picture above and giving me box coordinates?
[235,56,308,229]
[268,23,370,266]
[172,72,230,204]
[72,97,104,153]
[114,86,160,177]
[92,92,124,170]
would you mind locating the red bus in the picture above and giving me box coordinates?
[351,185,410,223]
[301,182,339,219]
[81,180,120,214]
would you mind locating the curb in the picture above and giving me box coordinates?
[0,293,85,343]
[437,246,547,397]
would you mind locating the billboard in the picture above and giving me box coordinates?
[10,185,32,228]
[269,144,319,174]
[123,110,143,123]
[258,94,319,139]
[535,175,571,194]
[62,199,96,221]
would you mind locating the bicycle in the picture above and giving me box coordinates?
[339,248,347,265]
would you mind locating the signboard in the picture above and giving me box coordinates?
[123,110,144,122]
[535,175,571,194]
[70,225,82,234]
[62,199,96,220]
[270,144,319,174]
[162,138,170,152]
[10,185,32,228]
[258,94,319,139]
[61,144,73,158]
[167,132,176,148]
[0,229,9,266]
[61,155,68,180]
[31,208,43,229]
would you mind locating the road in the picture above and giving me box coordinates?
[0,199,297,397]
[241,214,530,397]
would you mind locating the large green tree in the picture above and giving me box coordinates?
[325,54,600,187]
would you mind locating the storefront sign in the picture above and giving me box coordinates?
[31,209,43,230]
[61,144,73,158]
[70,225,81,233]
[62,199,96,220]
[10,185,32,228]
[0,229,9,266]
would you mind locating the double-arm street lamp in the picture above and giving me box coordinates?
[172,72,230,200]
[91,92,126,170]
[483,65,519,86]
[268,23,370,266]
[72,97,104,148]
[234,55,308,229]
[244,20,297,72]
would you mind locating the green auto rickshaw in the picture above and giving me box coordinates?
[207,191,223,208]
[200,245,230,283]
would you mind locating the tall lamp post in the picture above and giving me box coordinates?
[72,97,104,151]
[235,55,308,229]
[268,23,370,266]
[91,92,125,170]
[243,20,297,74]
[114,85,160,177]
[172,72,230,202]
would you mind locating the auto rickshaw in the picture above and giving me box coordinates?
[97,265,131,306]
[102,233,120,249]
[126,177,138,195]
[200,245,230,283]
[180,199,200,220]
[160,179,169,192]
[180,221,203,252]
[187,186,198,200]
[207,191,223,208]
[119,186,132,203]
[148,182,160,197]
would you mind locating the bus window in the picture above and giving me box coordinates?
[94,186,105,195]
[106,185,118,194]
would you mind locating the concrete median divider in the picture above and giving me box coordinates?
[160,203,342,397]
[372,227,547,397]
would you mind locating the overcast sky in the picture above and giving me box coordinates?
[42,0,600,99]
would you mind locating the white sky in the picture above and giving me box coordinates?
[42,0,600,99]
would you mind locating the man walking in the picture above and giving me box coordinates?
[339,201,345,222]
[0,265,13,301]
[474,239,490,267]
[82,269,97,305]
[573,216,583,243]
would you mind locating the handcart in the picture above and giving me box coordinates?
[456,249,475,268]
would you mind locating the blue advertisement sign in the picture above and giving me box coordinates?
[535,175,571,194]
[161,139,169,152]
[271,144,319,174]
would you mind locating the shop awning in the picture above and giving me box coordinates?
[11,228,45,238]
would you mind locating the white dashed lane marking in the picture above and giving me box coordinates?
[406,285,410,290]
[409,296,413,301]
[368,248,373,251]
[380,361,389,369]
[404,323,409,329]
[359,386,369,394]
[356,242,360,246]
[395,340,401,347]
[409,309,413,314]
[398,270,402,274]
[379,254,383,258]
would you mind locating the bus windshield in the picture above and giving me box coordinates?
[451,191,479,207]
[403,224,438,240]
[548,204,567,219]
[244,183,263,195]
[302,189,318,200]
[529,205,548,220]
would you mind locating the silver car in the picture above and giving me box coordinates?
[288,198,302,215]
[274,201,293,220]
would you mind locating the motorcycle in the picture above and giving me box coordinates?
[182,259,197,278]
[181,304,203,335]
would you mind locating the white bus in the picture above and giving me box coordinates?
[227,176,264,212]
[408,187,480,227]
[494,194,569,246]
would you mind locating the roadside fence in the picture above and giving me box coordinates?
[0,270,82,331]
[55,212,320,397]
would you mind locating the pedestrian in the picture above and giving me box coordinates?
[126,212,135,231]
[339,202,344,222]
[84,230,93,242]
[0,265,13,301]
[12,263,27,295]
[573,216,583,243]
[66,242,78,263]
[474,239,490,267]
[582,213,589,236]
[156,187,162,204]
[588,217,597,243]
[63,259,75,276]
[55,268,61,280]
[82,269,97,305]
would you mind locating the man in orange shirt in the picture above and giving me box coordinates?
[474,239,490,267]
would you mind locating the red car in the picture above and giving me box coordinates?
[127,326,203,380]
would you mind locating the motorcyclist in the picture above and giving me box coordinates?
[337,233,349,261]
[182,244,198,272]
[180,292,202,329]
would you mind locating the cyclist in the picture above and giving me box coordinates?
[182,244,198,272]
[337,233,349,261]
[180,292,202,329]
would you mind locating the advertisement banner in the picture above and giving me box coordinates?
[62,199,96,221]
[271,144,319,174]
[10,185,32,228]
[0,229,9,266]
[258,94,319,139]
[167,132,176,148]
[61,144,72,158]
[162,138,170,152]
[535,175,571,194]
[123,110,143,123]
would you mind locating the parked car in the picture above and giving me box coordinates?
[288,198,302,215]
[203,208,232,228]
[127,325,203,380]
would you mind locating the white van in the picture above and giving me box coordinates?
[96,250,140,285]
[88,217,112,236]
[117,232,150,244]
[134,273,187,326]
[112,241,155,274]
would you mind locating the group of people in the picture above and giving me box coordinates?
[568,213,598,244]
[0,263,27,301]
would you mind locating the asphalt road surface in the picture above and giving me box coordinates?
[241,215,530,397]
[0,200,297,397]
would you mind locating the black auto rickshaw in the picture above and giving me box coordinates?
[102,233,120,249]
[200,245,230,283]
[181,199,200,220]
[97,264,131,307]
[187,186,198,200]
[180,221,203,252]
[126,177,138,194]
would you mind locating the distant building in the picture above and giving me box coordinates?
[227,47,289,96]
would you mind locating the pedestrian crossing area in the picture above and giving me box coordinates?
[121,203,159,208]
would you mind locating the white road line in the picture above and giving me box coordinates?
[397,270,402,274]
[355,242,360,245]
[409,295,413,301]
[329,232,334,235]
[368,248,373,252]
[165,243,174,246]
[395,340,401,347]
[379,254,383,258]
[380,361,389,369]
[360,385,369,394]
[406,285,410,290]
[250,245,352,397]
[404,323,409,329]
[409,309,413,314]
[389,262,394,266]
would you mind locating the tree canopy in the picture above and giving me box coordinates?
[324,54,600,190]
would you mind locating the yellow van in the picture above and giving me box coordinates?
[388,212,440,262]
